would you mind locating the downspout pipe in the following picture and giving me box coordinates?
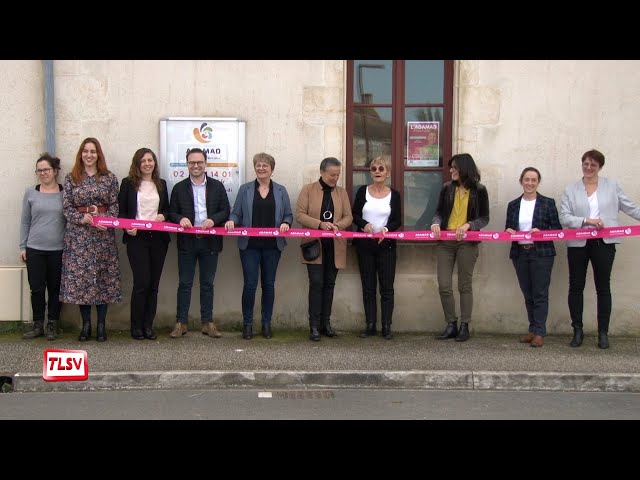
[42,60,55,155]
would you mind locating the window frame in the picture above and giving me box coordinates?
[345,60,455,229]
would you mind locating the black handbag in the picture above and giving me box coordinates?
[301,239,321,261]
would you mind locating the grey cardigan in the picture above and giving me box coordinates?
[559,176,640,247]
[229,179,293,251]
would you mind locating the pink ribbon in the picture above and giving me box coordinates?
[93,216,640,242]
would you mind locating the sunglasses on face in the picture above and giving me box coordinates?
[370,165,385,173]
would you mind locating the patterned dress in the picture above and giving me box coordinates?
[60,172,123,305]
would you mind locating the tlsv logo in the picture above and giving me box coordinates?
[43,349,88,382]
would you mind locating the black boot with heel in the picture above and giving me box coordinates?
[598,331,609,349]
[360,323,376,338]
[382,323,392,340]
[570,327,583,347]
[96,304,107,342]
[23,322,44,339]
[436,321,458,340]
[46,320,57,341]
[78,320,91,342]
[455,322,470,342]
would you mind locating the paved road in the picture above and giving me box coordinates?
[2,388,640,420]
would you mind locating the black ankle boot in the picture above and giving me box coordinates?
[96,321,106,342]
[23,322,44,339]
[131,329,145,340]
[382,323,392,340]
[46,321,57,341]
[436,322,458,340]
[570,327,584,347]
[143,328,157,340]
[261,324,272,339]
[78,320,91,342]
[309,327,321,341]
[242,324,253,340]
[320,323,336,338]
[598,331,609,349]
[360,323,376,338]
[455,322,470,342]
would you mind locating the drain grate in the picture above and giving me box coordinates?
[274,390,335,400]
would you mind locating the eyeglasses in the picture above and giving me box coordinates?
[255,163,271,170]
[187,161,205,167]
[35,168,53,175]
[370,165,385,173]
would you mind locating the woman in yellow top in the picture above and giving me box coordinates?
[430,153,490,342]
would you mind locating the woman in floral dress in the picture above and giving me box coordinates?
[60,137,122,342]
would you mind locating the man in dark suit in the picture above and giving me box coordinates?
[167,148,230,339]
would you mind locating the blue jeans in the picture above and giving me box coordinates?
[239,247,282,326]
[176,238,219,324]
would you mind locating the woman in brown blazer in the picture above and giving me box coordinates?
[296,157,353,341]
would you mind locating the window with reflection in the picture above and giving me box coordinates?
[346,60,454,233]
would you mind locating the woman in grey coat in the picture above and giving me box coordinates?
[559,149,640,349]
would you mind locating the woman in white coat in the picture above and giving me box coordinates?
[559,149,640,349]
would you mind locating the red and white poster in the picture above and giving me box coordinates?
[407,121,440,167]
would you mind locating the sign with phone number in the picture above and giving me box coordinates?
[160,118,246,209]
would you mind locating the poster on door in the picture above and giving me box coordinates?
[160,117,246,208]
[407,121,439,167]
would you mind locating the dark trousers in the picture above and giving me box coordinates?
[512,249,554,336]
[356,241,396,327]
[177,237,219,324]
[26,247,63,323]
[306,241,338,329]
[567,239,616,332]
[126,231,169,334]
[239,247,282,326]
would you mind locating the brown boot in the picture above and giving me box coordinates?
[170,322,188,338]
[520,332,535,343]
[202,322,222,338]
[530,335,544,348]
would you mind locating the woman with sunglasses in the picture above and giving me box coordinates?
[20,153,65,340]
[352,156,401,339]
[296,157,353,341]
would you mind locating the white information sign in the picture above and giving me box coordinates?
[160,117,246,209]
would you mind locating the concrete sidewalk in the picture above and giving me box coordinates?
[1,328,639,393]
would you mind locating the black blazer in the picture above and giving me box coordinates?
[505,193,562,258]
[168,176,230,253]
[431,181,490,244]
[118,177,171,244]
[352,185,402,250]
